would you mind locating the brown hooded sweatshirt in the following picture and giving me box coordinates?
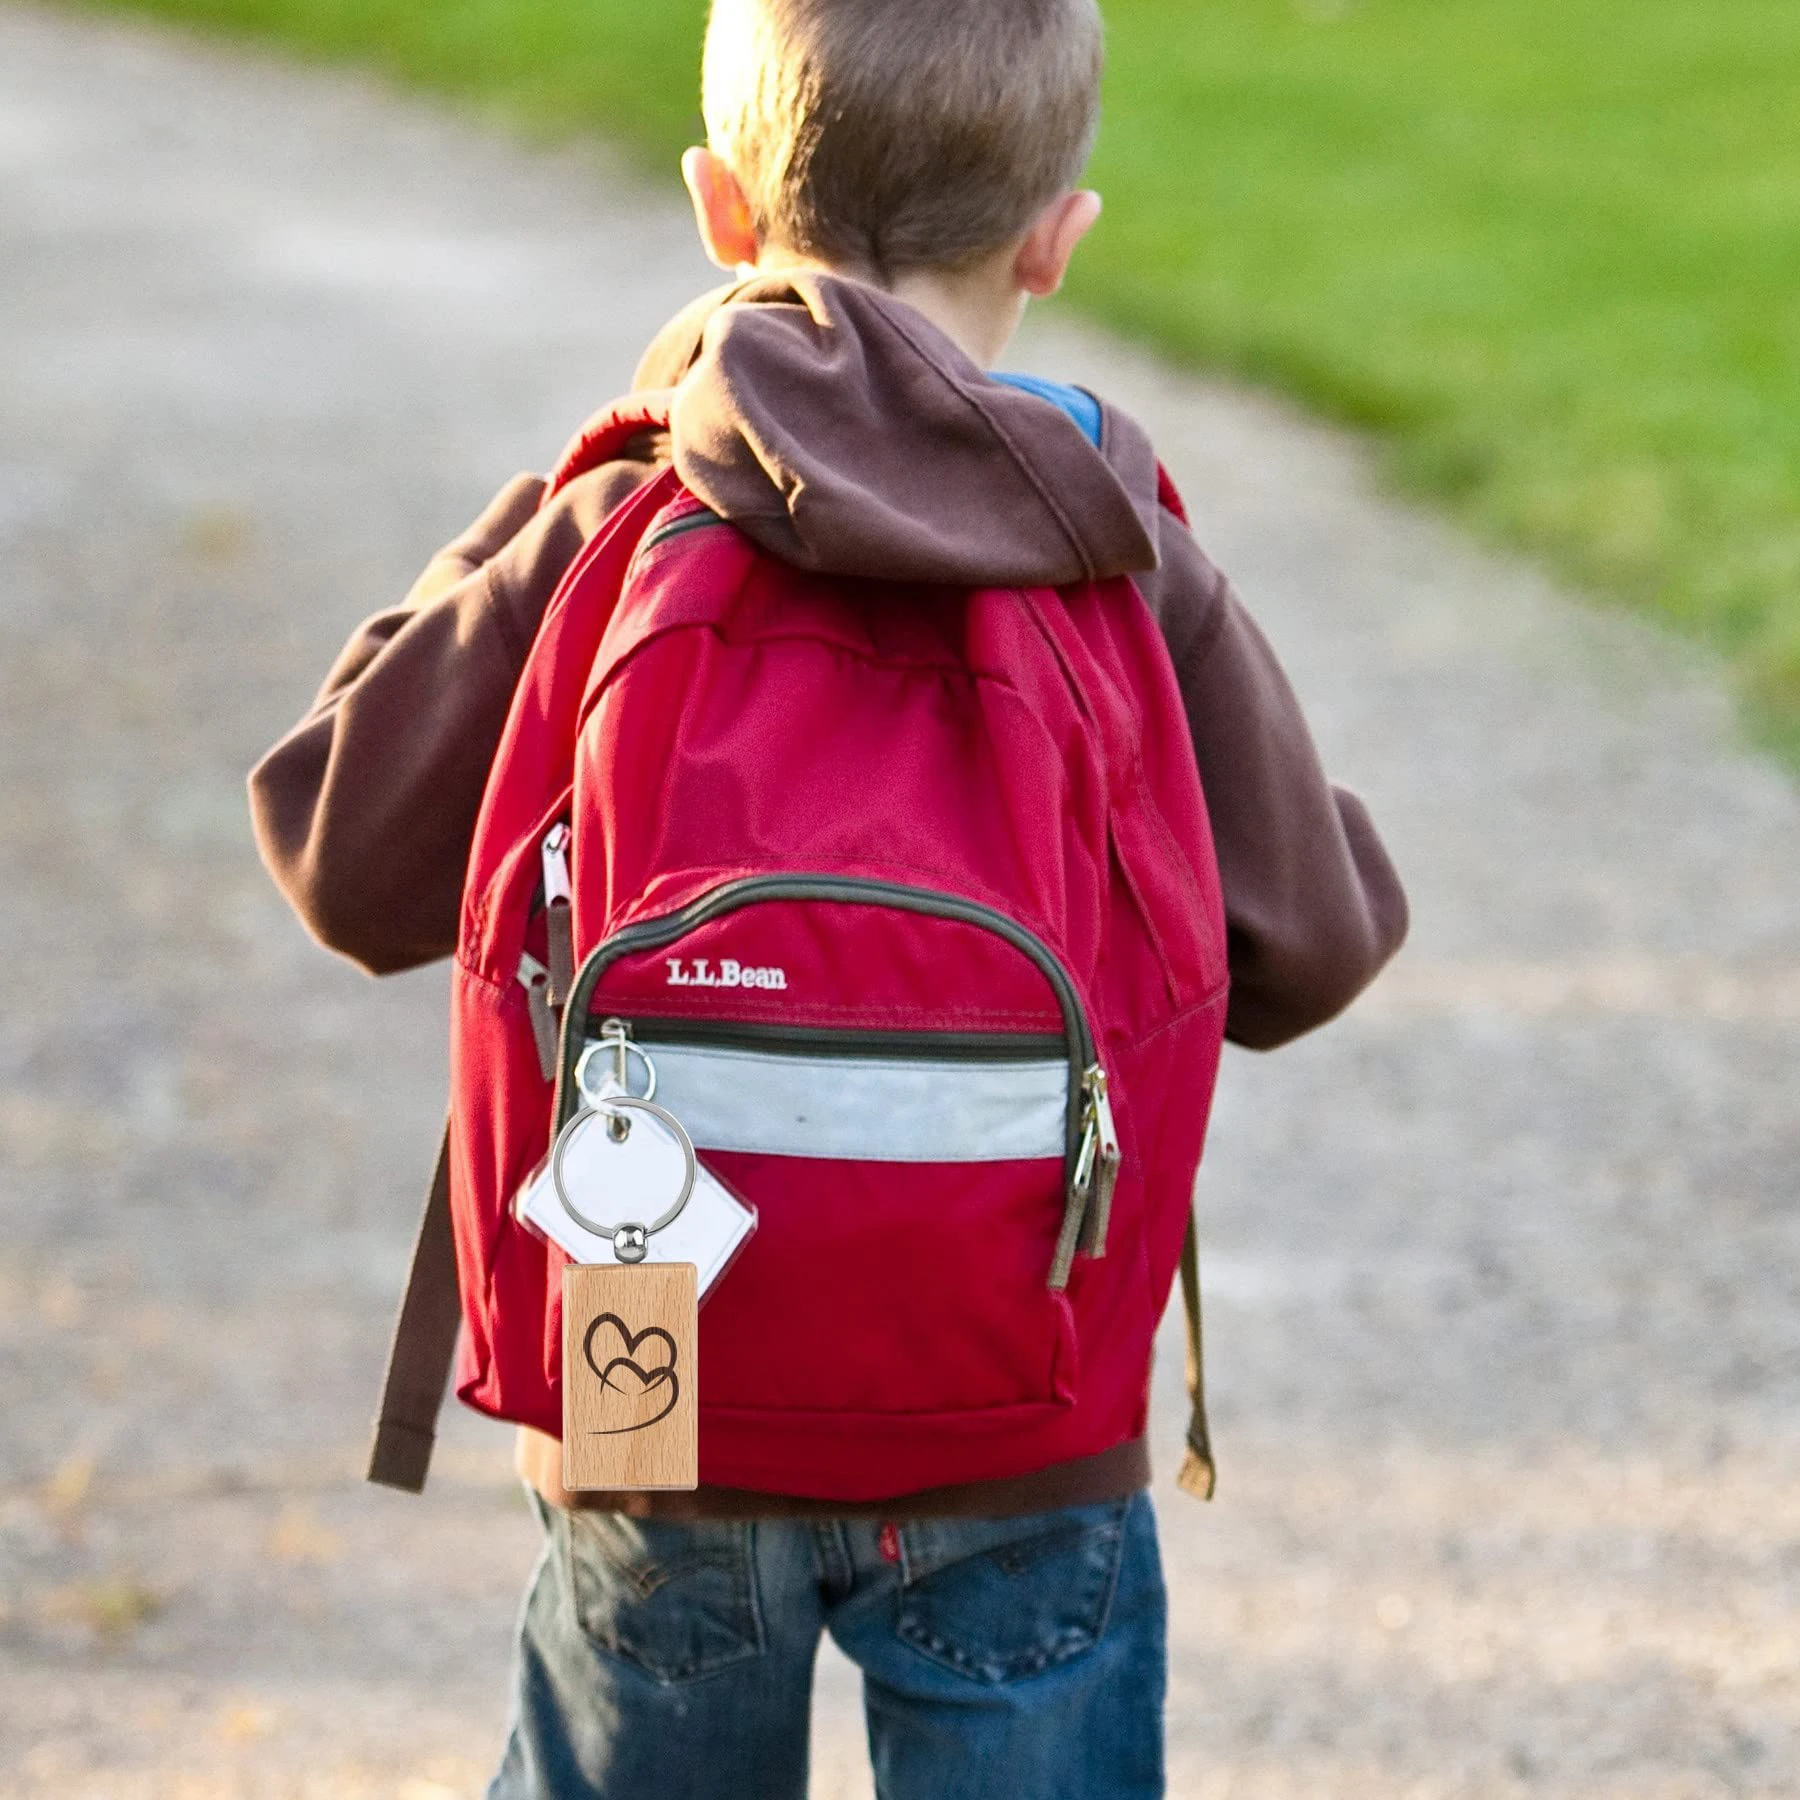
[250,274,1407,1518]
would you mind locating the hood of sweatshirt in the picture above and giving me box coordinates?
[631,273,1163,589]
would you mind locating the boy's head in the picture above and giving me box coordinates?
[684,0,1104,362]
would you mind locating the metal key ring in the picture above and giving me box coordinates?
[573,1037,658,1107]
[550,1096,695,1258]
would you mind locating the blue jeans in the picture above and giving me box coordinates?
[488,1491,1167,1799]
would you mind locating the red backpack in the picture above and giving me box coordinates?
[372,395,1228,1502]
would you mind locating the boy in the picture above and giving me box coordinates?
[250,1,1407,1794]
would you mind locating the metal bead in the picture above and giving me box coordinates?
[614,1224,648,1263]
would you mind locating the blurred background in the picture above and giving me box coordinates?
[3,2,1797,1795]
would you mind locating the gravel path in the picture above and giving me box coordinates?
[3,7,1796,1796]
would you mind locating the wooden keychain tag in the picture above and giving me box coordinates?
[563,1262,698,1491]
[550,1044,706,1492]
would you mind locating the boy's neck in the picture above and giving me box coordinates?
[752,248,1025,370]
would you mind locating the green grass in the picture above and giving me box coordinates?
[76,0,1800,762]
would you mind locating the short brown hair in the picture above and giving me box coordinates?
[702,0,1103,276]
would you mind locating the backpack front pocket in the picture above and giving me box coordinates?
[553,875,1113,1425]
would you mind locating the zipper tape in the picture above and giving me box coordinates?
[623,1020,1069,1063]
[554,876,1095,1170]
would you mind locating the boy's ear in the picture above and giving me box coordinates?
[1012,190,1102,298]
[682,147,762,271]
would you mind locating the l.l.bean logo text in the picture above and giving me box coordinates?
[665,956,787,991]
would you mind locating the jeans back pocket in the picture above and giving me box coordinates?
[895,1498,1132,1684]
[562,1512,764,1683]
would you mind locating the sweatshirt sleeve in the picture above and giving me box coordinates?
[1136,513,1409,1049]
[246,463,647,975]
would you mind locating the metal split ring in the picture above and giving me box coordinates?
[550,1094,696,1260]
[573,1036,658,1108]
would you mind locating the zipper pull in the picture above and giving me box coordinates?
[573,1019,645,1142]
[517,951,559,1081]
[1050,1063,1121,1291]
[1077,1065,1122,1259]
[541,823,574,1006]
[596,1017,634,1141]
[541,822,572,903]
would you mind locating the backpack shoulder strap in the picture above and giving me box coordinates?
[1154,460,1215,1497]
[1155,461,1190,527]
[1157,454,1216,1498]
[541,390,674,506]
[369,431,692,1496]
[1176,1209,1217,1500]
[366,1120,459,1492]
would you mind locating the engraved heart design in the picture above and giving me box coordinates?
[580,1313,680,1435]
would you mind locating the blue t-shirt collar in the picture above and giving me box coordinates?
[991,372,1104,449]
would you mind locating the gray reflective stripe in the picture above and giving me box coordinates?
[629,1041,1068,1163]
